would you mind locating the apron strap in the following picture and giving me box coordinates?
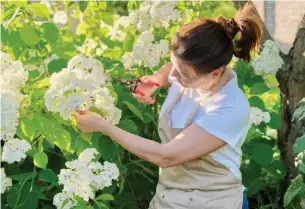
[184,91,218,127]
[166,88,184,113]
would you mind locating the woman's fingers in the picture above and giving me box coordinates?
[132,93,156,104]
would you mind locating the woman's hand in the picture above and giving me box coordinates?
[132,75,160,104]
[73,110,105,133]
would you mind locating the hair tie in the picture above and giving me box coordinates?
[217,17,239,40]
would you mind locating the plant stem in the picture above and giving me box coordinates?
[5,7,20,29]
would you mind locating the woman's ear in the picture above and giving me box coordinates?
[209,68,223,79]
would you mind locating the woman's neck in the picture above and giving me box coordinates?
[201,68,232,93]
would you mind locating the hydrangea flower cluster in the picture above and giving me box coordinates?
[1,51,32,164]
[295,150,305,168]
[0,51,29,93]
[53,148,119,209]
[249,107,271,126]
[252,40,284,77]
[122,31,169,68]
[45,55,121,124]
[53,11,68,25]
[100,16,132,42]
[1,168,12,194]
[77,39,107,57]
[128,1,180,32]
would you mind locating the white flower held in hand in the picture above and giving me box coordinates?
[249,107,271,126]
[45,55,121,124]
[1,168,12,194]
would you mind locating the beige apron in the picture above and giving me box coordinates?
[148,88,243,209]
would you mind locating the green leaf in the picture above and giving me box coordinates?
[292,103,305,122]
[98,135,117,162]
[123,29,135,52]
[235,60,249,78]
[119,120,138,134]
[6,182,40,209]
[61,199,71,209]
[38,169,59,184]
[267,160,287,179]
[40,22,59,43]
[96,194,115,201]
[28,3,51,20]
[123,101,144,121]
[284,175,305,207]
[47,58,67,74]
[31,78,50,89]
[80,131,93,142]
[79,1,88,12]
[34,152,48,169]
[50,41,76,59]
[19,25,40,47]
[35,114,61,133]
[246,178,264,196]
[269,112,281,130]
[293,135,305,154]
[250,82,270,95]
[297,163,305,174]
[9,172,36,182]
[74,196,87,208]
[45,128,71,151]
[100,14,114,26]
[19,117,36,141]
[249,96,265,109]
[251,143,274,166]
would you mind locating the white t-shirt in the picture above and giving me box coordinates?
[160,66,251,180]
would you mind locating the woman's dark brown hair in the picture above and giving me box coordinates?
[171,3,262,74]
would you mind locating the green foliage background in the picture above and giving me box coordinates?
[1,1,304,209]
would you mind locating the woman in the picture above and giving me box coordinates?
[74,3,261,209]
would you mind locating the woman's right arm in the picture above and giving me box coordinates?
[133,62,173,104]
[150,62,173,88]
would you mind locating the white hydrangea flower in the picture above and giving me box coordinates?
[76,39,99,56]
[78,148,99,164]
[252,40,284,77]
[45,55,121,124]
[53,191,76,209]
[2,138,31,163]
[123,30,169,68]
[108,16,132,41]
[295,151,305,167]
[249,107,271,126]
[102,161,120,181]
[1,168,12,194]
[1,90,20,141]
[0,52,29,92]
[54,149,120,207]
[125,1,180,32]
[53,11,68,25]
[122,53,135,69]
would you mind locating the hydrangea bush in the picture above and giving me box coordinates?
[1,1,299,209]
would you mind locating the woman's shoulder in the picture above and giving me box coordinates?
[206,86,250,114]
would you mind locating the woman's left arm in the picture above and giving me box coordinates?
[74,110,225,168]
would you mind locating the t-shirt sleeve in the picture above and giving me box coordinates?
[195,103,250,148]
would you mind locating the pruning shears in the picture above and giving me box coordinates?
[113,78,160,96]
